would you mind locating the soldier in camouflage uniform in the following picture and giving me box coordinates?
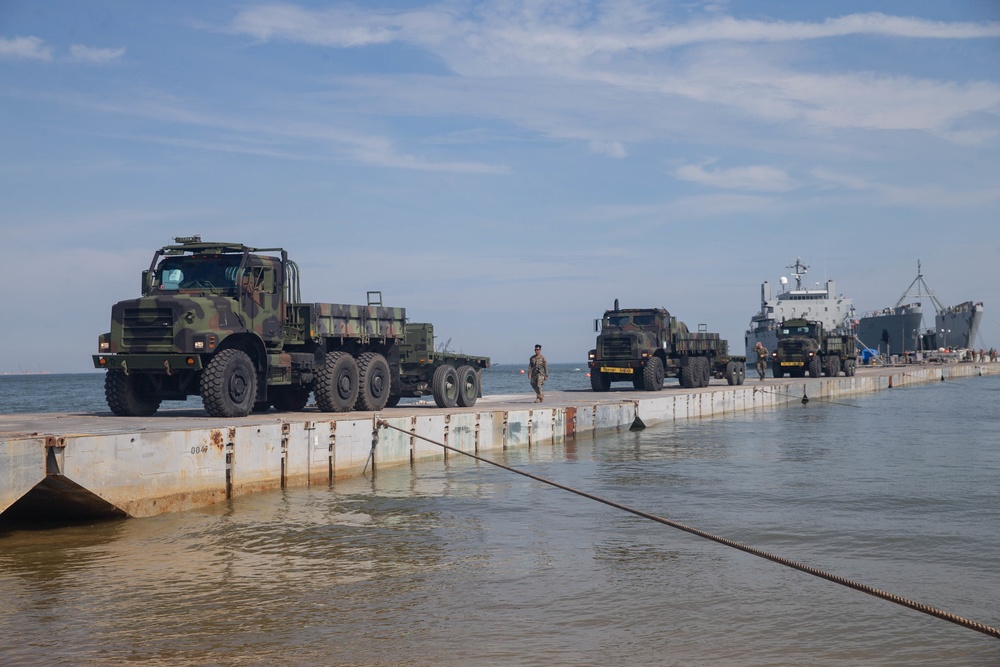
[754,342,768,381]
[528,344,548,402]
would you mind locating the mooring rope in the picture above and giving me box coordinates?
[752,385,861,408]
[376,419,999,641]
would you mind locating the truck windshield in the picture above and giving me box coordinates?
[154,256,243,291]
[606,315,630,327]
[781,325,815,336]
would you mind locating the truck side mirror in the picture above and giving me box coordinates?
[141,269,150,295]
[594,319,601,332]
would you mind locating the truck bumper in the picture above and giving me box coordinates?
[93,354,204,373]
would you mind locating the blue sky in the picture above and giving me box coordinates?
[2,1,999,372]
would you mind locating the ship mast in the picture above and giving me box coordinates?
[788,257,808,290]
[894,260,945,314]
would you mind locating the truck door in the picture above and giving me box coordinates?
[241,262,284,346]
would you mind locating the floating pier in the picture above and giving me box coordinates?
[2,363,997,522]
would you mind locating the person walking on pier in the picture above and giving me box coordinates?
[754,342,768,381]
[529,344,548,403]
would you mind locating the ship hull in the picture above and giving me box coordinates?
[856,308,923,356]
[933,301,984,350]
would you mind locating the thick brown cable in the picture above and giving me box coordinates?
[377,419,999,641]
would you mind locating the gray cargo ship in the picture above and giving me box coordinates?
[745,258,855,359]
[856,261,984,356]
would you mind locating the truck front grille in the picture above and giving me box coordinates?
[122,308,174,349]
[602,337,632,357]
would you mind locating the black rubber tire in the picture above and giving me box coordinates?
[827,355,841,377]
[432,364,459,408]
[385,394,401,407]
[355,352,391,411]
[201,349,258,418]
[642,357,664,391]
[632,373,645,390]
[314,351,359,412]
[725,361,737,385]
[737,362,746,385]
[845,360,856,377]
[456,365,479,407]
[679,358,696,389]
[252,401,271,413]
[808,357,822,378]
[590,368,611,391]
[105,370,161,416]
[272,386,311,412]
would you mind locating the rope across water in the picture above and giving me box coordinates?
[376,419,1000,641]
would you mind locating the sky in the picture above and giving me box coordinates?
[1,0,999,373]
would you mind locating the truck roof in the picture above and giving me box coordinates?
[160,236,285,256]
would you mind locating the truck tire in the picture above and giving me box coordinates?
[808,357,822,378]
[737,362,746,385]
[272,386,311,412]
[701,357,712,387]
[845,359,856,377]
[385,394,401,407]
[315,351,359,412]
[679,358,696,389]
[826,355,841,377]
[632,373,645,390]
[642,357,664,391]
[355,352,391,411]
[105,370,161,416]
[201,349,258,418]
[725,361,737,385]
[432,364,459,408]
[456,365,479,407]
[590,369,611,391]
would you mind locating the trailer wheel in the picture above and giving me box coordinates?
[642,357,664,391]
[826,355,841,377]
[590,368,611,391]
[737,362,746,385]
[105,370,161,416]
[272,386,311,412]
[315,351,359,412]
[808,357,822,378]
[456,365,479,407]
[201,349,258,418]
[355,352,391,411]
[432,364,459,408]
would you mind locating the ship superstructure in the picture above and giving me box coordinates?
[745,258,855,360]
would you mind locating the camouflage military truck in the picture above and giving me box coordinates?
[587,300,746,391]
[94,236,409,418]
[771,318,858,378]
[389,323,490,408]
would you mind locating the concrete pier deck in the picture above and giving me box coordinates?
[3,363,998,522]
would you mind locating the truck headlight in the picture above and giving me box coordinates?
[194,341,205,350]
[99,341,110,352]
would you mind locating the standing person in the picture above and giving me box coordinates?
[754,341,768,381]
[528,344,548,403]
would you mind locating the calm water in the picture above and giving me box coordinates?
[1,372,999,665]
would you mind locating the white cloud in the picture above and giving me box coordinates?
[69,44,126,64]
[675,161,794,192]
[589,140,626,158]
[0,35,54,61]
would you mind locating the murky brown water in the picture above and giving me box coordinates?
[2,377,999,666]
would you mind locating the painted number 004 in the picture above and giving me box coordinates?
[190,445,209,455]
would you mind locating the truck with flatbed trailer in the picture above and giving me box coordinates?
[771,317,857,378]
[587,300,746,391]
[392,322,490,408]
[93,236,489,417]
